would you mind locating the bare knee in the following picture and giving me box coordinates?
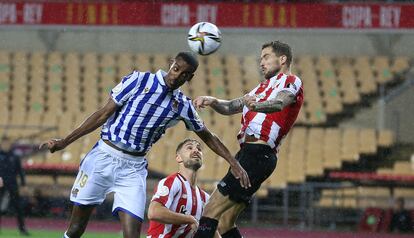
[123,222,141,238]
[120,215,141,238]
[123,228,139,238]
[203,190,234,220]
[66,222,87,238]
[218,219,235,234]
[203,202,221,219]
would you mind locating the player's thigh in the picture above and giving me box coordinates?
[217,203,246,234]
[70,147,114,205]
[203,188,239,219]
[218,144,277,205]
[112,158,148,222]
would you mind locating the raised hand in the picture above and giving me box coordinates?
[230,160,251,189]
[188,215,199,234]
[193,96,217,110]
[242,95,257,111]
[39,138,68,153]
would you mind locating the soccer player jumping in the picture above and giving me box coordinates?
[40,52,249,238]
[192,41,304,238]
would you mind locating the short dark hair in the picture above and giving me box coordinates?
[176,138,202,153]
[262,41,293,67]
[176,52,199,72]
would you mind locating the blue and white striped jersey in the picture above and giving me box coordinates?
[101,70,204,153]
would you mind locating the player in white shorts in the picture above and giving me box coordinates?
[40,52,250,238]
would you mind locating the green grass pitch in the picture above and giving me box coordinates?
[0,228,147,238]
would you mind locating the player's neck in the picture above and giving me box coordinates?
[178,169,197,187]
[264,67,291,80]
[279,66,291,75]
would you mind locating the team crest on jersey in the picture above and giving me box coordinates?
[71,188,79,198]
[158,185,169,196]
[144,87,150,93]
[172,99,179,112]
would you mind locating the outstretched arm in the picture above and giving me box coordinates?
[244,91,296,113]
[193,96,244,115]
[195,127,251,189]
[39,98,118,153]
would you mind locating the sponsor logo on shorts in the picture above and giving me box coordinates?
[199,224,213,231]
[71,188,79,198]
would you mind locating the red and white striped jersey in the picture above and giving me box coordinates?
[237,72,303,151]
[147,173,209,238]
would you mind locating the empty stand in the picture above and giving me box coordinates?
[1,50,407,200]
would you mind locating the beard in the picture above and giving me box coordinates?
[264,65,281,79]
[184,160,202,171]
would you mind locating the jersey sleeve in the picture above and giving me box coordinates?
[111,71,140,106]
[151,176,180,208]
[279,75,302,96]
[180,99,205,132]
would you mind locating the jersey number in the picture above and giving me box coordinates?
[77,170,89,188]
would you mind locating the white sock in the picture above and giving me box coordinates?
[63,231,70,238]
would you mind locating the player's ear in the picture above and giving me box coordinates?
[280,55,287,65]
[175,154,183,163]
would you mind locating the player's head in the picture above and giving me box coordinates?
[165,52,199,90]
[0,136,12,151]
[260,41,292,79]
[395,197,405,211]
[175,138,203,171]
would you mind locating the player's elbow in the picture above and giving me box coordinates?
[147,202,161,221]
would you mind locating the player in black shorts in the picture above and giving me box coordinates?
[192,41,304,238]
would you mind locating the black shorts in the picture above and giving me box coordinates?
[217,143,277,205]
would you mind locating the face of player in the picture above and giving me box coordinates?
[177,141,203,171]
[260,46,286,79]
[0,138,12,151]
[165,57,195,90]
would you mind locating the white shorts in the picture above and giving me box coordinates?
[70,139,148,221]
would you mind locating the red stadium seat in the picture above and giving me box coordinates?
[358,207,383,232]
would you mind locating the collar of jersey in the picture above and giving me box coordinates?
[156,69,180,95]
